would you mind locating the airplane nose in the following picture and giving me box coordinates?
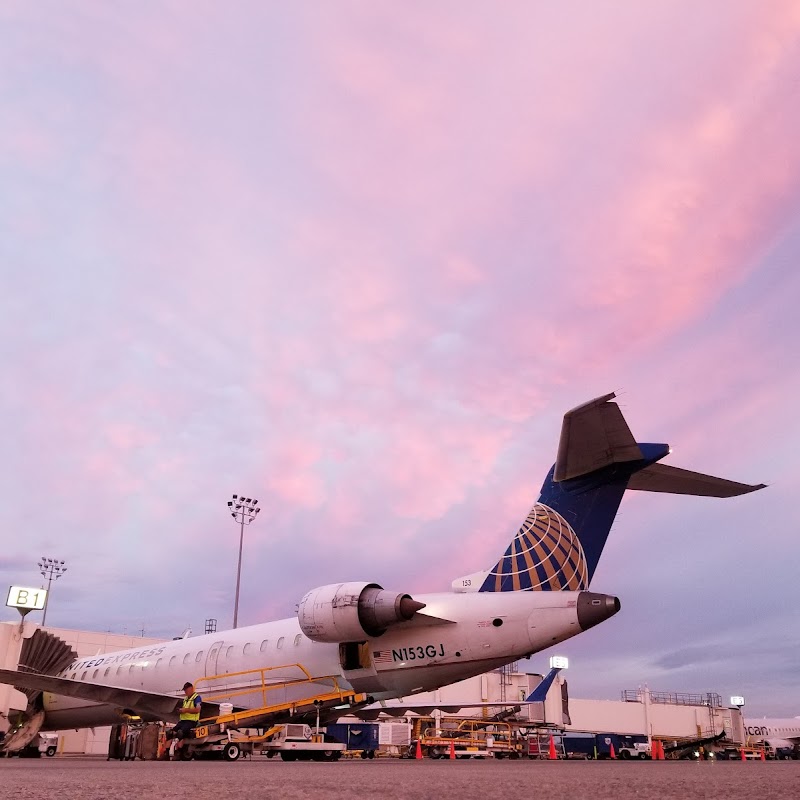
[577,592,621,631]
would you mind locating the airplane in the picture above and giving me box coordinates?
[0,392,765,753]
[743,717,800,754]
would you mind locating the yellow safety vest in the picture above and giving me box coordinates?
[180,692,201,722]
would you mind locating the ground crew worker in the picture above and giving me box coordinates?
[171,682,202,759]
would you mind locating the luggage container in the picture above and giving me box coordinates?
[325,723,380,758]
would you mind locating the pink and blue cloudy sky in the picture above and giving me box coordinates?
[1,1,799,715]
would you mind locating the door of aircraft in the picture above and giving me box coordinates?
[338,641,386,693]
[205,641,224,678]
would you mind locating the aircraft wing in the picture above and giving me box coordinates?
[0,669,215,722]
[353,702,525,721]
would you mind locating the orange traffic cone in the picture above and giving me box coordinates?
[609,742,616,760]
[740,748,746,761]
[415,740,423,760]
[658,741,665,760]
[449,740,455,760]
[760,750,765,762]
[548,735,557,760]
[651,741,658,760]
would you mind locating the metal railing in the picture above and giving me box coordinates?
[192,662,363,727]
[621,689,722,707]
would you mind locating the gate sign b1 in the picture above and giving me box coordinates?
[6,586,47,610]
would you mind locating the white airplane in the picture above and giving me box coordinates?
[743,718,800,752]
[0,393,764,752]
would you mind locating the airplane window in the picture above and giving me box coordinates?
[81,672,87,680]
[70,673,76,680]
[93,669,99,679]
[243,643,251,655]
[183,653,191,664]
[277,637,284,649]
[260,640,269,652]
[195,651,203,662]
[226,646,234,658]
[155,659,162,670]
[104,668,110,677]
[169,656,177,667]
[116,667,122,676]
[129,665,134,673]
[294,634,302,646]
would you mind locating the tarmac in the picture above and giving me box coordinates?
[1,758,798,800]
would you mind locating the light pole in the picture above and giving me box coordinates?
[228,494,260,628]
[38,557,67,627]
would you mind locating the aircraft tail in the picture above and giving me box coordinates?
[452,392,765,593]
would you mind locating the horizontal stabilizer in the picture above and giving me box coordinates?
[0,669,215,722]
[627,463,767,497]
[554,392,642,481]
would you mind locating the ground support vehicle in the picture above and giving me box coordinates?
[175,663,365,762]
[260,724,345,762]
[594,733,650,759]
[715,745,767,761]
[773,745,798,760]
[0,732,58,759]
[663,731,727,760]
[411,717,523,759]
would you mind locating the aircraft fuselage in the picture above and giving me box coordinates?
[42,590,618,730]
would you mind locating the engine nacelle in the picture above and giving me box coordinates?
[297,582,425,643]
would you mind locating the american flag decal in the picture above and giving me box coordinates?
[373,650,393,665]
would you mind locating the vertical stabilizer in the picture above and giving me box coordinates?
[452,393,765,593]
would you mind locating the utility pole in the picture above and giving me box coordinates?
[38,557,67,627]
[227,494,260,628]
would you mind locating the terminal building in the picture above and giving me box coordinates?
[1,620,163,754]
[1,620,745,756]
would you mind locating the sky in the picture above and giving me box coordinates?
[1,1,799,717]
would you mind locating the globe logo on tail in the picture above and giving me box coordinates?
[481,502,588,591]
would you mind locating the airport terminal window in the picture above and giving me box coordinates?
[294,634,302,646]
[277,637,284,649]
[243,643,251,655]
[260,639,268,652]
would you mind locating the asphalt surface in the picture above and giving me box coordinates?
[1,758,797,800]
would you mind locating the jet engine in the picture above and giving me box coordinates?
[297,582,425,643]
